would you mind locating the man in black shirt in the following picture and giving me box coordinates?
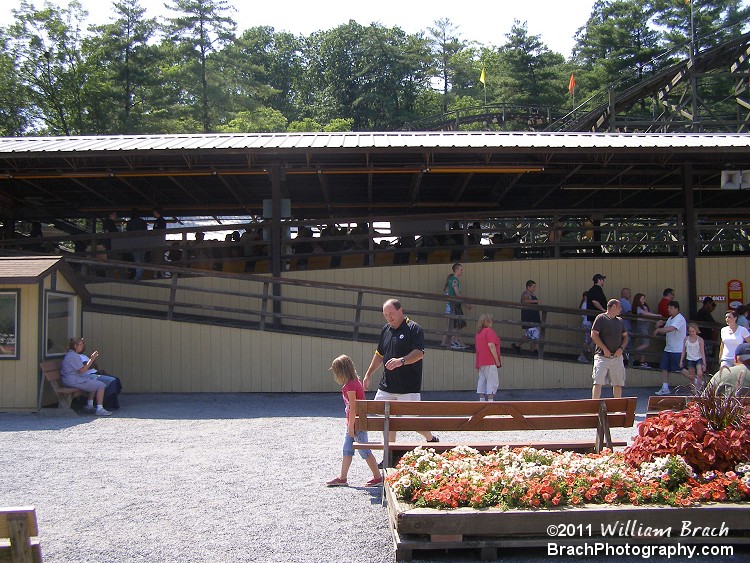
[363,298,438,444]
[587,274,607,322]
[693,296,719,369]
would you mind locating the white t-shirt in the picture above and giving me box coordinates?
[665,314,687,353]
[721,325,750,363]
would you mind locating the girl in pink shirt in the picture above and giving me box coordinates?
[326,354,382,488]
[475,314,502,401]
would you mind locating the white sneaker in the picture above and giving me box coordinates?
[95,408,112,416]
[655,387,671,396]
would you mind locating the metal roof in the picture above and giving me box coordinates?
[0,132,749,154]
[1,132,749,221]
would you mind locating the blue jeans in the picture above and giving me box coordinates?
[343,430,372,459]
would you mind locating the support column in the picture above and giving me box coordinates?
[684,163,698,318]
[269,162,283,328]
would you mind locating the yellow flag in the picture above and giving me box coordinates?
[480,67,486,85]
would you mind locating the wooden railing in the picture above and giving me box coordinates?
[66,256,721,368]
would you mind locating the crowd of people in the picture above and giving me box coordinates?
[431,263,749,401]
[325,291,750,488]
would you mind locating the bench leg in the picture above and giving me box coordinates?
[8,511,34,563]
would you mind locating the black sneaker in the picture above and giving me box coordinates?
[427,436,439,443]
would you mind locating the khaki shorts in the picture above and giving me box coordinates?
[592,354,626,387]
[373,390,421,401]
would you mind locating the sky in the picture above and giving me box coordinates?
[0,0,597,58]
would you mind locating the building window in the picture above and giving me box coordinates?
[0,290,20,359]
[45,292,78,357]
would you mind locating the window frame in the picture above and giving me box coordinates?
[44,290,79,358]
[0,289,20,360]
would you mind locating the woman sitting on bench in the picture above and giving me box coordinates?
[60,337,112,416]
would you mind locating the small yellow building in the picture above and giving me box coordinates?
[0,257,89,412]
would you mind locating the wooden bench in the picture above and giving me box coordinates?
[37,359,80,412]
[349,393,638,467]
[0,507,42,563]
[646,394,750,418]
[645,395,688,418]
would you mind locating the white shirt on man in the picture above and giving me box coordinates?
[665,313,687,353]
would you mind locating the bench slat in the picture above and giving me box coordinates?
[359,398,636,417]
[355,414,632,432]
[353,440,628,452]
[348,393,638,465]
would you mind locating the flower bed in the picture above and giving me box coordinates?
[384,395,750,558]
[386,445,750,510]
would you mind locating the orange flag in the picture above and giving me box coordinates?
[568,73,576,95]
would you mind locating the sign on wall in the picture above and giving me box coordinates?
[727,279,745,311]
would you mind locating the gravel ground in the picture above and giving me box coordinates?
[1,388,747,562]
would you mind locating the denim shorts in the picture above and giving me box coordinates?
[684,359,704,370]
[343,430,372,458]
[659,351,682,372]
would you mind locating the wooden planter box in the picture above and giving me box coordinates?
[384,479,750,561]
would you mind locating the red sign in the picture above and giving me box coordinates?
[727,279,744,310]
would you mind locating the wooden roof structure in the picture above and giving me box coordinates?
[0,132,749,222]
[0,256,90,300]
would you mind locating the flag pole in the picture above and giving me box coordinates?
[480,66,487,105]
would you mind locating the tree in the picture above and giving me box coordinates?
[217,107,287,132]
[8,1,91,135]
[428,18,463,113]
[165,0,236,133]
[572,0,661,95]
[219,26,302,123]
[0,30,32,135]
[354,24,431,129]
[498,21,567,108]
[650,0,750,58]
[84,0,160,133]
[303,21,431,130]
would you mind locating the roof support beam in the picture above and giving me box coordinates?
[409,172,423,203]
[450,173,474,202]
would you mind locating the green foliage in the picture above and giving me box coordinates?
[165,0,237,132]
[287,118,322,132]
[498,21,568,107]
[0,33,31,135]
[0,0,747,134]
[83,0,161,133]
[573,0,661,96]
[322,118,354,132]
[217,107,287,132]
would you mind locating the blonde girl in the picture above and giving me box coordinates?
[326,354,382,488]
[680,322,706,390]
